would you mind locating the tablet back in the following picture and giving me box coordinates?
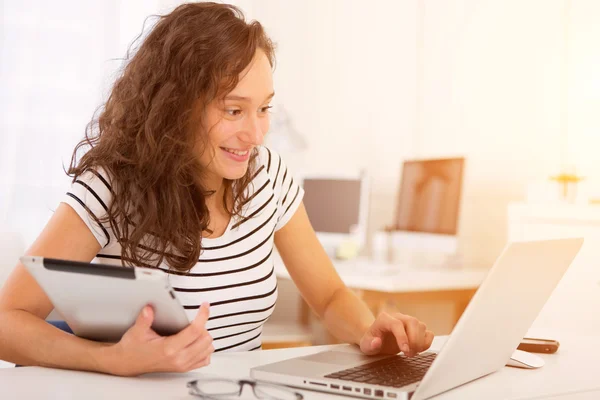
[21,256,190,342]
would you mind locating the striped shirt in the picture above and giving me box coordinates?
[62,146,304,352]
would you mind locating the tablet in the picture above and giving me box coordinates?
[20,256,190,342]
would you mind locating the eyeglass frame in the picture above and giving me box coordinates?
[187,378,304,400]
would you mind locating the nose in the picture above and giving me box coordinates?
[241,114,265,146]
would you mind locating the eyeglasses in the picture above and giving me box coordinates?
[187,378,304,400]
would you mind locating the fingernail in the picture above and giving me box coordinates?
[402,344,410,354]
[371,338,378,348]
[143,307,149,317]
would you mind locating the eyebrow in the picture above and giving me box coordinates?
[224,92,275,102]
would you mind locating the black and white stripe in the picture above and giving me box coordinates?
[63,168,113,247]
[62,147,304,352]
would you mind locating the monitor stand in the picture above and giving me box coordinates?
[388,231,461,269]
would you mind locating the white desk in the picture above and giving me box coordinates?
[2,333,599,400]
[273,254,488,335]
[273,257,487,294]
[2,263,599,399]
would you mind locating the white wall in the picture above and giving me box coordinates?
[3,0,599,268]
[419,0,566,265]
[565,0,600,177]
[0,0,160,245]
[241,0,600,268]
[248,0,420,256]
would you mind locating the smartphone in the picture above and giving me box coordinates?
[517,337,560,354]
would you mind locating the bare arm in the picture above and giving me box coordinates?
[0,203,115,371]
[0,203,214,375]
[275,202,434,356]
[274,203,375,345]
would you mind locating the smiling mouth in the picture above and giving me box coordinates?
[220,147,250,156]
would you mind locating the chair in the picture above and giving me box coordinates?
[260,278,314,350]
[261,321,313,350]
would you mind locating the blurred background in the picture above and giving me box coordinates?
[1,0,599,348]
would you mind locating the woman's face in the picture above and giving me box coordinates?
[199,49,274,183]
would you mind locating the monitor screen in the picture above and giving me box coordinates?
[302,178,362,234]
[394,158,464,235]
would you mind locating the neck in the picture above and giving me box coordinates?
[203,175,225,208]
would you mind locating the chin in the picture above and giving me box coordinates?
[222,167,248,181]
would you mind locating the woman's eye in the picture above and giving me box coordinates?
[226,109,242,116]
[260,105,273,113]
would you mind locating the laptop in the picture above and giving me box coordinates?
[251,238,583,400]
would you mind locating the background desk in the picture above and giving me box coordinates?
[273,254,488,336]
[2,334,599,400]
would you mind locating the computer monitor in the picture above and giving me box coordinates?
[301,173,370,257]
[390,157,465,266]
[394,157,464,235]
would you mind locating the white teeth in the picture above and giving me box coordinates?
[223,148,249,156]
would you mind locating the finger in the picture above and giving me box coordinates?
[414,322,429,353]
[181,335,214,372]
[171,334,213,373]
[190,354,211,371]
[361,313,410,356]
[389,320,410,355]
[402,317,423,356]
[424,330,434,350]
[183,333,214,367]
[164,303,210,351]
[359,333,382,355]
[193,302,211,326]
[395,314,430,354]
[375,312,411,354]
[134,305,154,331]
[359,314,391,355]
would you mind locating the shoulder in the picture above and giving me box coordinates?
[74,166,113,192]
[241,146,295,203]
[63,166,115,248]
[253,146,304,228]
[68,166,114,205]
[255,146,276,174]
[254,146,287,184]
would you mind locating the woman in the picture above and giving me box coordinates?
[0,2,433,376]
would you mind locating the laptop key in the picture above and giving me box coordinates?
[326,354,436,388]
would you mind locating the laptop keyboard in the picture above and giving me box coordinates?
[324,352,437,388]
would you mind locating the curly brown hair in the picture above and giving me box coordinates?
[68,2,275,272]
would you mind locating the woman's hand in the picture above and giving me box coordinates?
[108,303,213,376]
[359,312,434,357]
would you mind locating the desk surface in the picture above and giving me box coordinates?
[273,254,487,293]
[1,333,599,400]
